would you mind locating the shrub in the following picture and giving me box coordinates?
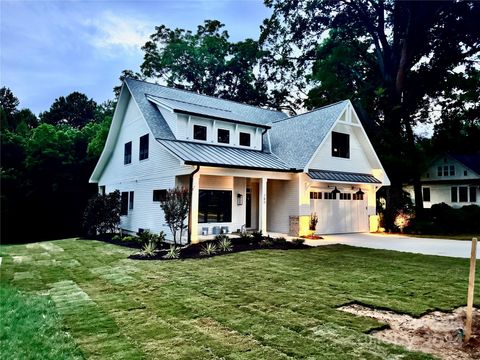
[250,230,264,244]
[309,213,318,230]
[292,238,305,246]
[200,242,217,256]
[163,245,180,259]
[122,235,136,242]
[273,237,287,245]
[83,190,121,236]
[239,232,251,242]
[141,241,157,257]
[260,236,273,247]
[160,187,190,246]
[217,237,233,252]
[137,230,165,246]
[111,234,121,242]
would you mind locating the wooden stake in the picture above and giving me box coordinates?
[465,237,477,342]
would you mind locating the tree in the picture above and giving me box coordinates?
[83,190,121,236]
[140,20,274,107]
[261,0,480,228]
[40,92,97,128]
[0,87,19,119]
[160,187,190,246]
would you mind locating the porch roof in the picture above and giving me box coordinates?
[159,139,295,172]
[307,169,381,184]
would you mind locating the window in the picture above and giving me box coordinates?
[331,132,350,158]
[239,132,251,146]
[470,187,477,202]
[193,125,207,141]
[425,173,430,178]
[449,165,455,176]
[340,193,352,200]
[353,193,364,200]
[121,192,129,215]
[464,170,468,176]
[153,189,167,202]
[124,141,132,164]
[422,187,431,202]
[217,129,230,144]
[437,166,442,176]
[310,192,322,199]
[139,134,149,160]
[99,185,106,195]
[459,186,468,202]
[451,187,458,202]
[129,191,134,210]
[324,192,336,200]
[198,190,232,223]
[443,165,448,176]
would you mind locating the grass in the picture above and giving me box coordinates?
[1,238,479,359]
[403,233,479,241]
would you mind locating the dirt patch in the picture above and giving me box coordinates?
[339,303,480,360]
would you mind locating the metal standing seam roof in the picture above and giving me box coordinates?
[269,101,349,170]
[308,169,381,184]
[159,139,294,171]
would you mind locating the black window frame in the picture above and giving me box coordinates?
[198,190,232,223]
[470,187,477,203]
[153,189,167,202]
[443,165,448,176]
[459,186,468,202]
[239,132,251,147]
[331,131,350,158]
[124,141,132,165]
[451,187,458,202]
[217,128,230,144]
[193,124,207,141]
[139,134,149,160]
[121,191,129,215]
[422,187,431,202]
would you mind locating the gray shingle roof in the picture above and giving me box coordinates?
[308,169,381,184]
[125,79,287,139]
[269,101,349,170]
[159,140,293,171]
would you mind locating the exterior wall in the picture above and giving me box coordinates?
[97,96,192,238]
[405,184,479,209]
[267,176,300,233]
[421,156,479,182]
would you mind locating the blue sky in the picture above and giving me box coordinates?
[1,0,271,114]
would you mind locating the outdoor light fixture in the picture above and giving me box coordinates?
[237,193,243,205]
[331,186,341,195]
[356,188,365,196]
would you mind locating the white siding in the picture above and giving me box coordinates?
[405,184,479,209]
[421,156,479,182]
[267,176,300,233]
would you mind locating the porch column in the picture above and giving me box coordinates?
[258,177,267,233]
[190,172,200,244]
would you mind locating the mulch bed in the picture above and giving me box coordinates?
[129,237,311,261]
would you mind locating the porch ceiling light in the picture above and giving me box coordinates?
[356,188,365,195]
[237,193,243,206]
[331,186,341,195]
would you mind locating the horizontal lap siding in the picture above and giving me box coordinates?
[267,177,300,233]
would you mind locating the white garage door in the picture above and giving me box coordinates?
[310,192,369,234]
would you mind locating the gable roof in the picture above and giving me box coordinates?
[450,152,480,176]
[125,78,287,137]
[159,139,293,172]
[269,101,349,170]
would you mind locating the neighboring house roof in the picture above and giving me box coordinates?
[269,101,349,170]
[308,169,381,184]
[450,152,480,176]
[159,140,293,172]
[125,78,287,138]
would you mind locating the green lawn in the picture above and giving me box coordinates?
[403,233,479,241]
[1,239,478,359]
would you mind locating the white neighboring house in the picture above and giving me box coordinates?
[404,153,480,208]
[90,79,390,243]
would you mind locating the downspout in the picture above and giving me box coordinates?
[187,165,200,244]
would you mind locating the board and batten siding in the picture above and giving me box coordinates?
[98,96,193,237]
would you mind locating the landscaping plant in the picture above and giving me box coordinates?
[160,187,190,246]
[200,242,217,256]
[163,245,180,259]
[141,241,157,257]
[217,237,233,252]
[83,190,121,236]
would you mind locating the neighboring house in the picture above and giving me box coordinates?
[90,78,389,243]
[404,153,480,208]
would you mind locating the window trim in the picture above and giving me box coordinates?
[139,134,149,161]
[331,131,350,159]
[193,124,207,141]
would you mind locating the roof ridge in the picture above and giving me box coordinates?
[126,77,286,116]
[146,93,232,113]
[158,138,274,154]
[272,100,349,124]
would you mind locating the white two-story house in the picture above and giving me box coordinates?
[90,78,389,243]
[404,153,480,208]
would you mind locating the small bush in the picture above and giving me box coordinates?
[250,230,263,244]
[292,238,305,246]
[141,241,157,257]
[83,190,121,236]
[122,235,136,242]
[260,236,273,247]
[163,245,180,259]
[273,237,287,245]
[111,234,122,242]
[239,232,251,242]
[217,237,233,252]
[214,234,229,242]
[137,230,165,246]
[200,242,217,256]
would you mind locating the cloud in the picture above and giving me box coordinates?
[86,12,153,53]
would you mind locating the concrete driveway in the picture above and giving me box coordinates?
[302,233,479,259]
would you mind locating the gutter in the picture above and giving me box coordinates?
[187,165,201,244]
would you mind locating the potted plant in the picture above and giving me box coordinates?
[309,212,318,232]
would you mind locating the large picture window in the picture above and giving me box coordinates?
[331,131,350,158]
[198,190,232,223]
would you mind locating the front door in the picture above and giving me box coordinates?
[246,188,252,228]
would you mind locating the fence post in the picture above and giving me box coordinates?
[465,237,477,342]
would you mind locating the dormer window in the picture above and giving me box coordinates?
[218,129,230,144]
[193,125,207,141]
[332,131,349,158]
[239,132,251,147]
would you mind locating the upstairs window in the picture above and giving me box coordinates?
[437,166,442,176]
[193,125,207,141]
[332,132,350,158]
[139,134,149,160]
[153,189,167,202]
[124,141,132,164]
[422,187,431,202]
[449,165,455,176]
[121,192,129,215]
[217,128,230,144]
[239,132,251,146]
[443,165,448,176]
